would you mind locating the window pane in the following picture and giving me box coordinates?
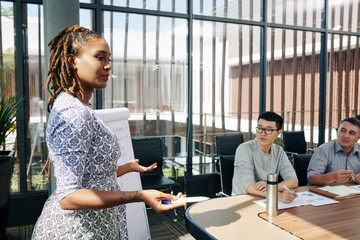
[102,11,188,175]
[267,0,323,28]
[266,28,321,146]
[81,0,94,3]
[192,19,261,174]
[0,2,18,192]
[80,9,94,30]
[193,0,262,21]
[328,0,360,32]
[26,4,47,192]
[102,0,186,13]
[326,34,360,141]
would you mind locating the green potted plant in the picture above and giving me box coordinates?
[0,94,23,238]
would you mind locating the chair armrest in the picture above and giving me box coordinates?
[164,160,180,180]
[306,148,317,153]
[216,191,230,197]
[285,151,297,156]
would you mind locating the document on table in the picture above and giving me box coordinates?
[253,191,339,209]
[319,185,360,197]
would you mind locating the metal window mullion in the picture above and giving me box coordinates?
[237,0,243,132]
[124,0,129,110]
[259,0,267,114]
[155,0,160,136]
[220,0,227,131]
[291,0,298,131]
[319,0,328,145]
[95,0,103,109]
[186,0,193,177]
[142,3,147,136]
[15,0,27,194]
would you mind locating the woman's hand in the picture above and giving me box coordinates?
[117,159,157,177]
[127,159,157,173]
[138,190,186,213]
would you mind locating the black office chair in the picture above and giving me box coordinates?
[132,138,179,192]
[217,155,235,197]
[282,131,316,165]
[282,131,307,155]
[215,133,244,156]
[293,154,312,187]
[214,133,244,197]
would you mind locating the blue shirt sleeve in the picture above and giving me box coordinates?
[307,146,330,179]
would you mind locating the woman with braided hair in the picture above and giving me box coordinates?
[32,25,185,239]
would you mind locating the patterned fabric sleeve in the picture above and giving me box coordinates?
[47,104,96,201]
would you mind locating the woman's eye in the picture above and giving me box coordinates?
[96,56,104,60]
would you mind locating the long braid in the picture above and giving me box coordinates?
[46,25,101,112]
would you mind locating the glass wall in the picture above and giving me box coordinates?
[3,0,360,194]
[100,6,189,174]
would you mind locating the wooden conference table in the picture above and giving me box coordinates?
[185,186,360,240]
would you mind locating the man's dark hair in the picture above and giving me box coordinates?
[339,117,360,129]
[258,111,283,130]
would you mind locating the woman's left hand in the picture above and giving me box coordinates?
[127,159,157,173]
[117,159,157,177]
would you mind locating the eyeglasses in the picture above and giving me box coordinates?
[255,127,279,135]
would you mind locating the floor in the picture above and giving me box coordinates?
[147,207,195,240]
[6,207,195,240]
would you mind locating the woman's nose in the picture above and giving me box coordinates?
[104,63,111,70]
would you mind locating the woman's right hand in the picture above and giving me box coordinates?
[138,190,186,213]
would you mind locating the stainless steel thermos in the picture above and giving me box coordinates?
[266,173,278,217]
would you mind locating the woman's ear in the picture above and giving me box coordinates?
[67,54,77,70]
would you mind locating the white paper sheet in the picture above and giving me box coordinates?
[319,185,360,197]
[253,191,339,209]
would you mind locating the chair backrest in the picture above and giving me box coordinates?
[219,155,235,196]
[282,131,307,154]
[293,154,312,186]
[215,133,244,156]
[132,137,163,176]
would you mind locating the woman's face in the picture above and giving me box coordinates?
[73,37,111,95]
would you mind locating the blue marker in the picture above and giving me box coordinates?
[161,196,210,204]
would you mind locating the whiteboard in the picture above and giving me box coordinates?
[95,108,151,240]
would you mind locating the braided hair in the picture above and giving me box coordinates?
[46,25,102,112]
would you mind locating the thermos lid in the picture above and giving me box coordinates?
[267,173,278,182]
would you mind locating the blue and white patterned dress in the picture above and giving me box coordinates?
[32,92,128,239]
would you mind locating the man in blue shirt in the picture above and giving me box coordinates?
[307,117,360,185]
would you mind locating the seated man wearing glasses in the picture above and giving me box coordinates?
[232,111,298,203]
[307,117,360,185]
